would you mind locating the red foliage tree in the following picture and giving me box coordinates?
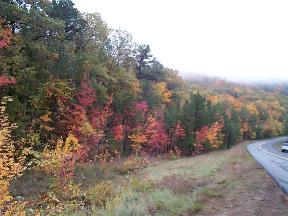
[195,126,209,153]
[73,82,113,160]
[76,81,96,107]
[135,101,149,113]
[110,114,124,142]
[113,124,124,141]
[90,96,112,130]
[0,76,16,87]
[144,115,169,154]
[175,121,186,137]
[64,104,86,135]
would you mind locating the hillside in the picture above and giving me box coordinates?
[0,0,288,215]
[11,141,288,215]
[188,78,288,139]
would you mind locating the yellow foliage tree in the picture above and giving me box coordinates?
[154,82,172,104]
[0,97,26,215]
[246,103,259,116]
[40,132,80,192]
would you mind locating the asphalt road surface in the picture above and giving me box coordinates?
[247,137,288,193]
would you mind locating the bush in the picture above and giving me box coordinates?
[165,147,182,160]
[149,189,200,214]
[113,156,149,175]
[87,181,116,207]
[130,177,153,193]
[98,190,149,216]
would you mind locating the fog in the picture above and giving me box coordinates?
[74,0,288,83]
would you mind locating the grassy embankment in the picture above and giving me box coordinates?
[12,142,288,215]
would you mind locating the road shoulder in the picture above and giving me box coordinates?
[247,138,288,194]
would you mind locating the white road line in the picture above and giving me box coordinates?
[257,141,288,162]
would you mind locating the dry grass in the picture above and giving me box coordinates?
[10,142,288,215]
[135,142,288,215]
[140,152,228,182]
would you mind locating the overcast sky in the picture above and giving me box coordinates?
[73,0,288,83]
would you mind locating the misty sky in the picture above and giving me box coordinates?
[73,0,288,82]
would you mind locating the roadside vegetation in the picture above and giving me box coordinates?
[11,142,288,215]
[1,0,288,215]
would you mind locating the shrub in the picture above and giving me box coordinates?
[166,147,182,160]
[39,133,80,190]
[98,190,149,216]
[87,181,116,207]
[130,177,153,193]
[113,156,149,175]
[149,189,199,215]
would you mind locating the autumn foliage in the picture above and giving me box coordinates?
[0,76,16,87]
[196,126,209,152]
[207,120,224,149]
[144,115,169,154]
[0,19,13,49]
[1,0,288,214]
[0,97,27,215]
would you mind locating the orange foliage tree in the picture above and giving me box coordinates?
[195,126,209,152]
[207,120,224,149]
[0,19,13,49]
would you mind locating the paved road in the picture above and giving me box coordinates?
[247,137,288,193]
